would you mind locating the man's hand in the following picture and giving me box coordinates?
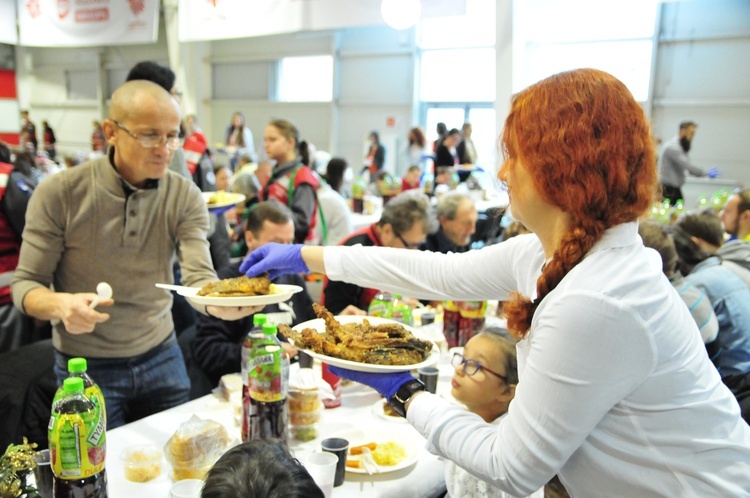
[339,305,367,316]
[206,305,265,321]
[60,293,113,334]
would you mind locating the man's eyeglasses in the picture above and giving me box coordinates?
[451,352,507,382]
[394,230,423,249]
[113,120,180,150]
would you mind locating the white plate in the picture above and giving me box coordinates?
[334,429,419,474]
[202,192,246,209]
[290,316,439,373]
[371,399,408,424]
[157,283,302,307]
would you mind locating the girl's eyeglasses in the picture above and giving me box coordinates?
[451,352,507,382]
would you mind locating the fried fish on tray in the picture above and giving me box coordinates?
[279,303,433,366]
[197,275,271,297]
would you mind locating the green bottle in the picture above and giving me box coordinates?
[53,358,107,435]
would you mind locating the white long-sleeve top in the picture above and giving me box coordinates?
[325,222,750,497]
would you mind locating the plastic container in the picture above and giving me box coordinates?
[290,424,318,442]
[288,389,321,412]
[120,444,163,483]
[290,406,322,426]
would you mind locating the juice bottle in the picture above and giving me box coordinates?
[368,291,393,318]
[242,313,267,442]
[390,294,413,326]
[247,323,289,440]
[53,358,107,434]
[49,377,108,498]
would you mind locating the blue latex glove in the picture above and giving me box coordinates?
[240,242,310,280]
[208,204,236,216]
[707,167,720,179]
[328,366,414,399]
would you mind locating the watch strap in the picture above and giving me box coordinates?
[388,379,426,418]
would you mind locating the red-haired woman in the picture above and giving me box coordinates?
[240,69,750,495]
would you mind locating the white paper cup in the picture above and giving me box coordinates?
[170,479,204,498]
[304,452,338,498]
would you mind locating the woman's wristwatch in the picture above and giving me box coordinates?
[388,379,426,417]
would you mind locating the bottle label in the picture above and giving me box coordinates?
[49,410,105,479]
[248,345,284,402]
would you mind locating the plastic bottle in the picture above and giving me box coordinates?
[241,313,267,443]
[247,323,289,440]
[368,291,394,318]
[52,358,107,433]
[443,300,461,348]
[352,177,367,213]
[390,294,413,326]
[49,377,108,498]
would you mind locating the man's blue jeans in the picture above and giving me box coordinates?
[53,333,190,430]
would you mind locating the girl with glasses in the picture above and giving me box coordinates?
[447,332,541,498]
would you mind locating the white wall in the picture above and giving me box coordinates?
[650,0,750,186]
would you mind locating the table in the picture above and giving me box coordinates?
[106,354,457,497]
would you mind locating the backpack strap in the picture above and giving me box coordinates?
[288,168,328,245]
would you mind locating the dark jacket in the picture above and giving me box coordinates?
[420,228,471,255]
[192,261,315,386]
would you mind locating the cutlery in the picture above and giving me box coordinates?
[155,283,198,294]
[89,282,112,309]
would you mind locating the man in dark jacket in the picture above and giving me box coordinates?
[192,201,316,387]
[421,192,477,254]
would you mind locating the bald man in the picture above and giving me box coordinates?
[12,80,259,428]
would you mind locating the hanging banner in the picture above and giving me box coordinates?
[0,1,17,44]
[18,0,159,47]
[178,0,466,42]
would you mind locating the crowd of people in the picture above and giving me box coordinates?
[2,61,749,497]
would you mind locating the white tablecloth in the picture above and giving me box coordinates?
[106,357,456,498]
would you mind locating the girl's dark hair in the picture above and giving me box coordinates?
[324,157,348,193]
[675,209,725,248]
[408,127,426,148]
[202,439,324,498]
[500,68,656,338]
[299,140,312,167]
[13,151,36,179]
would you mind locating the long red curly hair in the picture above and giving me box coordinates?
[500,69,656,338]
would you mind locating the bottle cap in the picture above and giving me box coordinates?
[262,323,277,335]
[63,377,84,394]
[68,357,88,373]
[253,313,267,327]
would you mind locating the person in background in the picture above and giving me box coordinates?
[434,128,461,182]
[456,122,477,166]
[321,190,437,314]
[675,209,750,288]
[421,191,477,254]
[406,126,427,168]
[41,120,56,161]
[201,439,324,498]
[126,60,191,179]
[668,225,750,422]
[445,331,543,498]
[367,170,390,198]
[11,81,260,429]
[364,131,385,183]
[315,157,353,246]
[214,165,232,192]
[638,220,721,366]
[225,112,256,168]
[402,165,422,192]
[252,158,273,188]
[193,201,314,388]
[722,188,750,248]
[261,119,320,243]
[229,173,262,258]
[0,143,37,353]
[241,68,750,495]
[658,121,719,204]
[183,114,209,178]
[433,122,448,152]
[235,152,255,175]
[19,110,37,153]
[91,120,106,154]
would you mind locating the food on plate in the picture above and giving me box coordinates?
[206,190,236,205]
[279,304,432,365]
[345,442,407,468]
[197,275,272,297]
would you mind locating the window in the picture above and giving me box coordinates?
[514,0,659,100]
[277,55,333,102]
[419,48,496,102]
